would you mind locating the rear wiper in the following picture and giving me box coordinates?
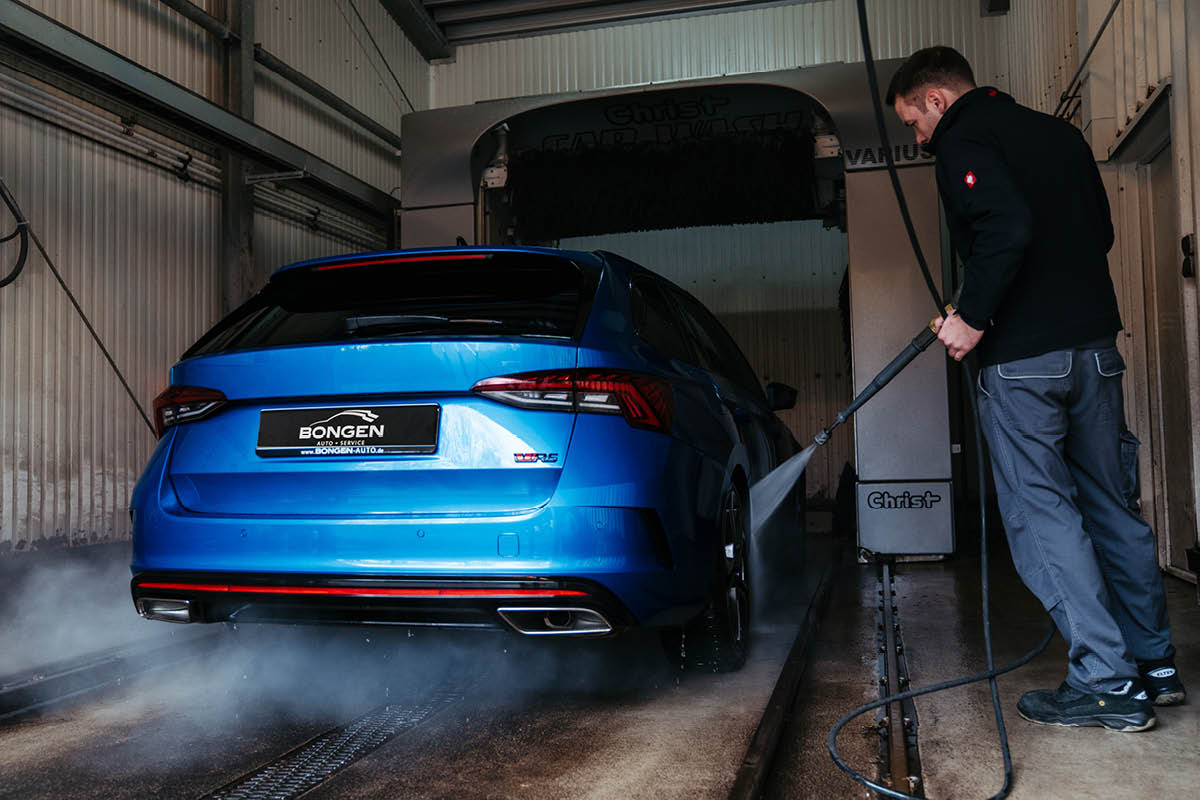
[345,314,504,334]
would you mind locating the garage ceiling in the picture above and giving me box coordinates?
[414,1,801,49]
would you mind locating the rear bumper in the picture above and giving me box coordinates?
[129,414,725,628]
[131,572,635,634]
[130,502,707,627]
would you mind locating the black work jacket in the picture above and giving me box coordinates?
[925,87,1122,365]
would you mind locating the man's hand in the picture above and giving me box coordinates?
[934,311,984,361]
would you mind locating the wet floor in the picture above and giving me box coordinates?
[0,518,832,800]
[5,523,1197,799]
[900,554,1200,799]
[769,545,1200,799]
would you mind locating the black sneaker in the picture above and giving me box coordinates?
[1138,659,1186,706]
[1017,681,1155,732]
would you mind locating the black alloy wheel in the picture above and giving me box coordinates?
[665,482,751,673]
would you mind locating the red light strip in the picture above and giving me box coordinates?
[137,581,587,599]
[313,254,489,271]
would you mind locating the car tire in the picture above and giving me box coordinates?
[663,482,751,673]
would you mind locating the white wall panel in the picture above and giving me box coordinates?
[22,0,224,102]
[0,102,220,551]
[255,0,430,192]
[561,222,851,501]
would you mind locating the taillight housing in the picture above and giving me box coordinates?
[471,369,674,434]
[152,385,227,438]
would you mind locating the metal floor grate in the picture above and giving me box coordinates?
[201,690,462,800]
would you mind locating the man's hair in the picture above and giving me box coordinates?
[885,46,977,107]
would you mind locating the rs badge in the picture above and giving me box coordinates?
[964,171,977,188]
[514,453,558,463]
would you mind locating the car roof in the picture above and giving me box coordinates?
[274,245,607,275]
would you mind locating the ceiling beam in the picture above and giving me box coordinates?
[440,0,781,43]
[430,1,604,26]
[378,0,453,61]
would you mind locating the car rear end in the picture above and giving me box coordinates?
[130,248,700,635]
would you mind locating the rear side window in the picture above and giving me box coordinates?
[668,288,766,402]
[185,253,596,357]
[630,278,692,363]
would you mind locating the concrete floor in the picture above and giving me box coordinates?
[764,556,879,800]
[901,554,1200,800]
[0,517,833,799]
[6,520,1196,799]
[768,545,1200,799]
[0,543,181,676]
[4,624,809,799]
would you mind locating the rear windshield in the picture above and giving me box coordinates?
[185,253,596,357]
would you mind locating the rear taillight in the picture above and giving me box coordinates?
[471,370,674,434]
[152,385,227,438]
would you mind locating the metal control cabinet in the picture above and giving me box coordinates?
[847,168,955,555]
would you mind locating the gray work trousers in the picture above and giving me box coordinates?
[976,341,1174,693]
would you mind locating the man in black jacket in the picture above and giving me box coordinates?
[887,46,1182,731]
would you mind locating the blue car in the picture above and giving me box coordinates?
[130,247,802,671]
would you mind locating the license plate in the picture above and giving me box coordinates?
[256,404,439,457]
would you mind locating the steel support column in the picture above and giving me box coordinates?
[221,0,254,314]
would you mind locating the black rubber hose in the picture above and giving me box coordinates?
[824,4,1057,799]
[0,177,153,432]
[852,0,944,314]
[826,619,1056,800]
[25,224,157,435]
[0,178,30,288]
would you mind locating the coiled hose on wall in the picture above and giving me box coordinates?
[0,178,29,289]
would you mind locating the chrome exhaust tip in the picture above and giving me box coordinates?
[497,607,613,636]
[136,597,193,623]
[543,610,574,630]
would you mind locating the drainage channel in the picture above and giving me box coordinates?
[199,684,467,800]
[728,547,841,800]
[876,560,924,797]
[0,629,223,722]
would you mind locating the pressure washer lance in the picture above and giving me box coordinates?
[813,307,951,447]
[749,305,952,536]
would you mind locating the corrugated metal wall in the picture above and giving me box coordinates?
[255,0,430,191]
[1005,0,1078,113]
[1071,0,1200,574]
[561,222,850,500]
[430,0,1055,109]
[253,206,375,273]
[22,0,431,193]
[1077,0,1175,149]
[22,0,224,102]
[0,100,220,551]
[1,3,420,550]
[5,0,1150,548]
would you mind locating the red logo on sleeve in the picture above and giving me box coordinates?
[964,171,977,188]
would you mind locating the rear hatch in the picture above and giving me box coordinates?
[163,251,598,516]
